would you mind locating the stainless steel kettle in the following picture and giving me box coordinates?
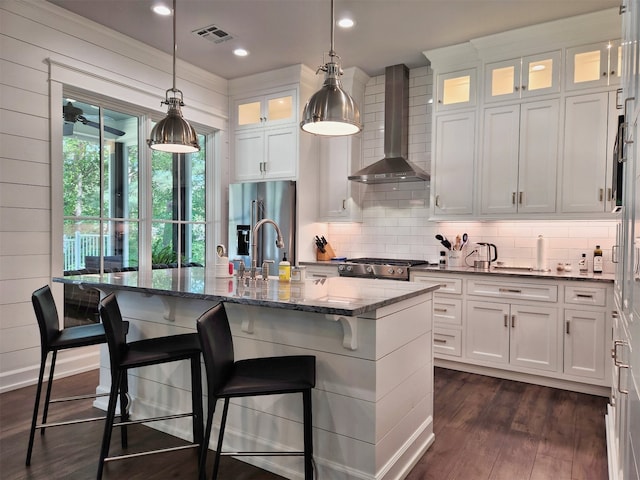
[474,242,498,269]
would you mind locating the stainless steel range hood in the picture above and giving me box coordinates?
[348,64,430,184]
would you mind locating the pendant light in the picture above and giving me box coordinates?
[300,0,362,136]
[147,0,200,153]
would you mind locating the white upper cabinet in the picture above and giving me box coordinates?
[317,135,363,222]
[561,90,620,213]
[481,99,559,215]
[433,111,476,215]
[233,89,297,130]
[484,51,561,103]
[566,41,622,91]
[231,86,299,182]
[435,68,477,111]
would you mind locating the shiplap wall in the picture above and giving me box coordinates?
[327,67,617,272]
[0,0,228,393]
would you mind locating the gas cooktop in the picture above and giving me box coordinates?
[338,258,434,281]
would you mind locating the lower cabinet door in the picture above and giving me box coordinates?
[509,304,559,372]
[564,308,606,379]
[465,301,510,365]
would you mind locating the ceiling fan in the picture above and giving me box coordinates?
[63,102,126,137]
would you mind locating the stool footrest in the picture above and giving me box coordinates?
[220,451,305,457]
[104,443,198,462]
[37,415,105,429]
[113,412,193,428]
[50,392,109,404]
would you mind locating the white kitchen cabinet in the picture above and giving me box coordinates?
[231,86,299,182]
[432,111,476,216]
[566,40,622,91]
[480,99,559,215]
[466,300,559,372]
[234,126,297,181]
[564,308,606,380]
[303,263,339,278]
[484,51,561,103]
[233,89,297,131]
[560,90,619,213]
[435,68,477,111]
[412,274,463,358]
[317,136,362,221]
[317,67,367,222]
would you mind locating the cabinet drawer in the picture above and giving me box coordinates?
[564,285,606,307]
[433,328,462,357]
[467,278,558,302]
[413,275,462,294]
[434,296,462,326]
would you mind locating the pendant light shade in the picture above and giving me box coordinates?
[300,0,362,136]
[148,93,200,153]
[147,0,200,153]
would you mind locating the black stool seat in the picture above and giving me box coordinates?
[219,356,315,397]
[196,302,316,480]
[26,285,108,466]
[97,292,203,480]
[49,322,106,349]
[119,334,201,369]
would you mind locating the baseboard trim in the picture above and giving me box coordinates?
[0,347,101,394]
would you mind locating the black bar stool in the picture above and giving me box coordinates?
[196,302,316,480]
[26,285,109,466]
[97,292,203,480]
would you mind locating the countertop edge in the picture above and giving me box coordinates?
[53,275,439,317]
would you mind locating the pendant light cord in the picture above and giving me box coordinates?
[172,0,177,93]
[329,0,335,58]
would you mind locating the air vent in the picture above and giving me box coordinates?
[192,24,234,44]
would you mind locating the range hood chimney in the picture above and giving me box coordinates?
[348,64,430,184]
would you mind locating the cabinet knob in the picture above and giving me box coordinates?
[521,85,527,91]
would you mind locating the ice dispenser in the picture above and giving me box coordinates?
[236,225,250,256]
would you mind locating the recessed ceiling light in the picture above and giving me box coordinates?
[337,17,355,28]
[233,48,249,57]
[531,64,546,71]
[152,4,172,15]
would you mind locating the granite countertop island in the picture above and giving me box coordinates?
[55,266,438,316]
[54,267,438,480]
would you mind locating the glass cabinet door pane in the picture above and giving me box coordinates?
[443,76,470,105]
[573,50,602,84]
[238,101,262,126]
[492,66,515,97]
[267,95,293,122]
[528,59,554,91]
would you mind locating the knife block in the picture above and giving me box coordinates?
[316,243,336,261]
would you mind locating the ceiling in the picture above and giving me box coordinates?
[47,0,620,80]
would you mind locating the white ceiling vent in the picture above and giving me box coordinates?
[192,24,234,44]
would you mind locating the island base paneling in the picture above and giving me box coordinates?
[92,288,434,480]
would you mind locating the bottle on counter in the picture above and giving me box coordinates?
[279,252,291,281]
[593,245,603,273]
[439,251,448,269]
[579,253,588,273]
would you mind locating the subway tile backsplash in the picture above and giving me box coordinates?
[327,66,617,273]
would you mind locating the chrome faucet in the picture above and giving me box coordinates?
[250,218,285,279]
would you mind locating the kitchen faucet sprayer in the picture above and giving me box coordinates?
[250,219,285,279]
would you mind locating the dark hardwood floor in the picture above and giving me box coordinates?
[0,367,608,479]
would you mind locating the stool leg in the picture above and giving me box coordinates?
[97,369,122,480]
[199,398,216,480]
[119,372,129,449]
[212,398,230,480]
[191,355,204,452]
[40,350,58,435]
[25,350,49,465]
[303,389,314,480]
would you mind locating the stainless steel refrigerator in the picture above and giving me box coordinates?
[228,181,296,275]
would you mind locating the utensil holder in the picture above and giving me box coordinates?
[449,250,463,267]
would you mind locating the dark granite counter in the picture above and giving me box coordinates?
[54,267,439,317]
[410,264,615,283]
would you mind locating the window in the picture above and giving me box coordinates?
[61,95,210,326]
[151,136,206,266]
